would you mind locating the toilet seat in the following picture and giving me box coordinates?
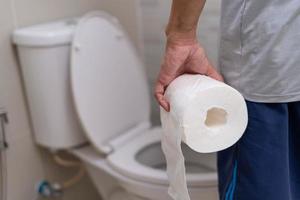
[107,127,217,187]
[108,127,167,185]
[70,11,151,154]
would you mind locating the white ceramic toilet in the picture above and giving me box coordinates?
[13,12,218,200]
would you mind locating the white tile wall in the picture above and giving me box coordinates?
[0,0,221,198]
[0,1,142,200]
[5,136,45,200]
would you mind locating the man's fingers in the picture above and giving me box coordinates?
[206,65,224,82]
[154,81,170,112]
[155,93,170,112]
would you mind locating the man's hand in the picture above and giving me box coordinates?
[154,0,223,112]
[154,39,223,112]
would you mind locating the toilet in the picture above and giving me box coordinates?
[13,11,218,200]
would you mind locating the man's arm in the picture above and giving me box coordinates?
[154,0,223,111]
[166,0,206,42]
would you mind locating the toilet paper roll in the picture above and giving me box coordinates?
[160,74,248,200]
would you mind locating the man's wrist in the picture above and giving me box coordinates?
[165,28,198,46]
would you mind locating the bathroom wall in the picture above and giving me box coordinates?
[0,0,142,200]
[139,0,221,125]
[0,0,220,198]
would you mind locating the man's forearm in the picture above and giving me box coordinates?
[166,0,206,42]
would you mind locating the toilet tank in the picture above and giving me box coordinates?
[13,18,88,150]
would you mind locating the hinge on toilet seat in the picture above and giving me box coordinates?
[99,144,114,155]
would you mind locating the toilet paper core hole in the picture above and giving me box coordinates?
[205,107,228,128]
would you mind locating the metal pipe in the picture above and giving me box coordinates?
[53,154,85,189]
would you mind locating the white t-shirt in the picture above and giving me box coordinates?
[219,0,300,102]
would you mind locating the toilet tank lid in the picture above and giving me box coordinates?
[12,18,79,47]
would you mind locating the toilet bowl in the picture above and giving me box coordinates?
[13,11,219,200]
[72,127,218,200]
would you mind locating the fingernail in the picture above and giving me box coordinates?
[165,103,170,112]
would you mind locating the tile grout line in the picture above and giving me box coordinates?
[9,0,18,28]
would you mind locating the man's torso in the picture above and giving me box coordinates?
[219,0,300,102]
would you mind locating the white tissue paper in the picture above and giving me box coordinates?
[160,74,248,200]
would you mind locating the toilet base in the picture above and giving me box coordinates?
[70,146,219,200]
[83,159,218,200]
[109,189,147,200]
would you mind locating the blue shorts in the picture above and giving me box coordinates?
[218,101,300,200]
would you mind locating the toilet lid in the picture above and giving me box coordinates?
[70,12,150,154]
